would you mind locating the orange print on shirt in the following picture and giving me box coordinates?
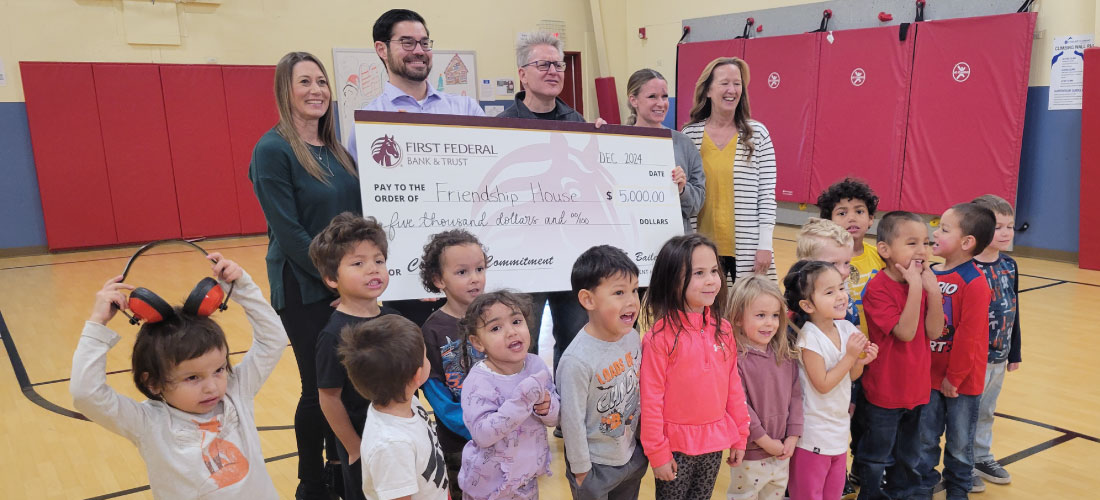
[195,418,249,488]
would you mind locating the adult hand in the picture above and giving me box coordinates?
[672,166,687,193]
[754,250,772,274]
[594,117,607,128]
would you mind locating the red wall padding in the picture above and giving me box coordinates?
[93,64,182,243]
[160,65,242,238]
[19,62,118,250]
[744,33,821,203]
[675,39,745,129]
[222,66,278,235]
[810,25,915,211]
[900,13,1036,215]
[1081,48,1100,270]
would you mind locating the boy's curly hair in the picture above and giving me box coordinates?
[816,177,879,219]
[419,230,485,293]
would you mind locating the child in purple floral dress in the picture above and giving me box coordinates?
[457,291,560,499]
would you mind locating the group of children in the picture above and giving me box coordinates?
[70,178,1022,500]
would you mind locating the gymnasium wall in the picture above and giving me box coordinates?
[0,0,599,250]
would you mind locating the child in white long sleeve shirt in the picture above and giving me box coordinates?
[70,253,287,499]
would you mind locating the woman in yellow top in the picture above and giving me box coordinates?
[680,57,778,282]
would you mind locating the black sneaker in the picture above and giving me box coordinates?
[553,426,563,438]
[974,459,1011,484]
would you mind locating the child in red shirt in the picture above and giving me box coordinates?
[917,203,995,500]
[854,211,944,500]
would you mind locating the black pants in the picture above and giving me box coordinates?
[720,255,738,288]
[279,265,338,496]
[528,291,588,368]
[385,298,443,326]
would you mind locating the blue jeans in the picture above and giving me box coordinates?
[854,398,924,500]
[917,389,980,500]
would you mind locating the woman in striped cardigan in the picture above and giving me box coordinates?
[681,57,777,282]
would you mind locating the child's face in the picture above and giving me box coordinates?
[830,198,873,242]
[584,272,641,337]
[812,240,854,282]
[737,294,782,350]
[932,209,973,260]
[990,213,1015,253]
[328,240,389,302]
[469,303,530,372]
[880,220,930,269]
[156,347,229,414]
[803,269,848,321]
[685,245,722,313]
[433,243,486,309]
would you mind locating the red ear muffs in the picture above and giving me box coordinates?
[184,277,227,317]
[128,287,175,325]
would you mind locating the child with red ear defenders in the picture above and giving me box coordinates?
[70,241,289,499]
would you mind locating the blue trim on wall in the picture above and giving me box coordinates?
[663,97,677,129]
[0,102,47,249]
[1014,86,1080,253]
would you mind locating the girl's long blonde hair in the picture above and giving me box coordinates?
[274,52,357,183]
[727,274,796,364]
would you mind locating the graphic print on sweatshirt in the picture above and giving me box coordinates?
[440,335,486,398]
[195,417,249,489]
[982,259,1017,355]
[595,348,641,437]
[417,402,450,491]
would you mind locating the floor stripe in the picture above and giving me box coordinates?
[0,310,89,421]
[998,433,1077,466]
[82,452,298,499]
[0,242,268,272]
[1018,280,1068,293]
[1019,273,1100,288]
[994,412,1100,443]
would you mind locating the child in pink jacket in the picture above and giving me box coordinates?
[640,234,751,500]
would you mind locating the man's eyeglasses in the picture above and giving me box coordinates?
[389,38,434,51]
[522,60,567,72]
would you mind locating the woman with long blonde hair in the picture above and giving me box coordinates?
[681,57,778,284]
[248,51,358,499]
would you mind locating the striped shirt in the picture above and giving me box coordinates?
[681,120,777,279]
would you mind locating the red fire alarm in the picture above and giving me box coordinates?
[638,27,647,39]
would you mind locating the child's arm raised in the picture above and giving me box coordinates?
[802,334,866,395]
[890,261,925,342]
[209,254,288,398]
[462,370,547,448]
[70,276,148,442]
[922,264,945,340]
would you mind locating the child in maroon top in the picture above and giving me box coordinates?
[854,211,944,500]
[917,203,995,500]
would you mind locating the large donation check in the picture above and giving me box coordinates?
[355,110,684,300]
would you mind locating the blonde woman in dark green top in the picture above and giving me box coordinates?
[248,51,359,499]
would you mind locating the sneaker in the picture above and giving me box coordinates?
[974,459,1012,484]
[553,426,563,438]
[971,475,986,493]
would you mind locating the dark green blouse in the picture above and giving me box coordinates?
[249,128,361,310]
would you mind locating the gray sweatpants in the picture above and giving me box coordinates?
[565,444,649,500]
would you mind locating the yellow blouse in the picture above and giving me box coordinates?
[697,131,738,256]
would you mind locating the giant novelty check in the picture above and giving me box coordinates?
[355,110,683,300]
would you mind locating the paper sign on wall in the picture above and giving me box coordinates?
[1049,34,1095,110]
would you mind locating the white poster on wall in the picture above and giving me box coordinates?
[428,51,479,100]
[1049,34,1094,111]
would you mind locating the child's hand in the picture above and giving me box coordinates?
[920,261,939,294]
[756,436,784,457]
[896,260,922,285]
[574,471,588,486]
[844,333,869,359]
[516,376,544,405]
[941,378,959,398]
[727,447,746,467]
[1008,362,1020,372]
[207,252,242,282]
[653,459,677,481]
[533,390,551,416]
[857,342,879,366]
[89,276,135,325]
[778,436,799,460]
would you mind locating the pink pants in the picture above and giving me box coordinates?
[787,447,846,500]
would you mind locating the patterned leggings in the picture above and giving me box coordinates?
[654,451,724,500]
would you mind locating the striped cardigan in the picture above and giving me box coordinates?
[681,119,777,280]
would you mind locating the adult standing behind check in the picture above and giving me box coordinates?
[249,51,359,500]
[349,9,486,328]
[498,32,599,377]
[625,68,705,234]
[681,57,777,282]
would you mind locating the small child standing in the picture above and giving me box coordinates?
[418,229,488,499]
[71,251,287,498]
[558,245,648,500]
[795,219,857,326]
[781,261,878,500]
[855,211,945,500]
[724,275,803,500]
[345,315,450,500]
[918,203,995,500]
[968,194,1023,487]
[458,291,560,499]
[816,178,885,333]
[310,212,400,500]
[640,234,751,500]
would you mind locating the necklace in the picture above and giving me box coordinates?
[308,143,334,177]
